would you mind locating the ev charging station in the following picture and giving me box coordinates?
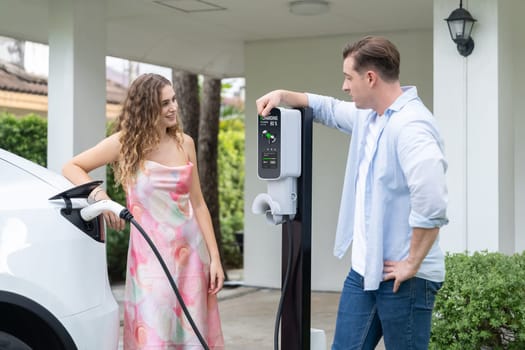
[252,107,325,350]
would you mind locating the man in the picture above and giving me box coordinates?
[256,36,448,350]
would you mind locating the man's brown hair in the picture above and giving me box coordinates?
[343,36,400,82]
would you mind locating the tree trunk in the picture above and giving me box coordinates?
[172,70,200,145]
[199,76,227,278]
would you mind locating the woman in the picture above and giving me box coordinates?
[62,73,224,349]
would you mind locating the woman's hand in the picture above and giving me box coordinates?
[102,210,126,231]
[208,259,225,295]
[88,187,126,231]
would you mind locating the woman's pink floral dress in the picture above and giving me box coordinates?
[123,160,224,349]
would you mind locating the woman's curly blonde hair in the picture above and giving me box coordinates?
[112,73,183,185]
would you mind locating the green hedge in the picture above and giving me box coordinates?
[430,251,525,350]
[104,147,130,282]
[218,117,245,268]
[0,112,245,282]
[0,112,47,166]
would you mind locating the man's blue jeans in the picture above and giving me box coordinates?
[331,269,442,350]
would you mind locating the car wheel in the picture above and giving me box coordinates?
[0,331,31,350]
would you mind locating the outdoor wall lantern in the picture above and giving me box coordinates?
[445,0,477,56]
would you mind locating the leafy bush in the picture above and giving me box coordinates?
[0,112,47,166]
[101,120,129,281]
[218,116,245,268]
[105,160,130,282]
[430,251,525,350]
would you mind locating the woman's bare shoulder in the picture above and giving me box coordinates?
[181,132,194,142]
[181,133,196,147]
[99,131,122,149]
[180,133,196,160]
[107,131,122,142]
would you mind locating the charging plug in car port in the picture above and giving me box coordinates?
[49,181,105,242]
[60,208,103,242]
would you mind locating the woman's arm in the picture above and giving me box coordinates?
[62,132,125,230]
[184,134,225,294]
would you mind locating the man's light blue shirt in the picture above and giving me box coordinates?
[306,86,448,290]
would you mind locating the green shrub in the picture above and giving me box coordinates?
[0,112,47,166]
[430,251,525,350]
[102,119,129,282]
[105,159,130,282]
[218,116,245,268]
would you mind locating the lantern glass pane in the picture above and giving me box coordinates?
[464,21,474,37]
[449,19,466,40]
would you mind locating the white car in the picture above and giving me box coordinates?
[0,148,119,349]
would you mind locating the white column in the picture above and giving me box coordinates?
[47,0,107,182]
[434,0,517,254]
[434,0,469,253]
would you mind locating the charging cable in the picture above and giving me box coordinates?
[80,200,211,350]
[274,215,294,350]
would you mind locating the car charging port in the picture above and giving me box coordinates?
[59,208,103,242]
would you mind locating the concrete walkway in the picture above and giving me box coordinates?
[112,270,385,349]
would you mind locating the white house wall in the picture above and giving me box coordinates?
[244,30,433,291]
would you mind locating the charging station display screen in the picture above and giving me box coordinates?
[258,109,281,179]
